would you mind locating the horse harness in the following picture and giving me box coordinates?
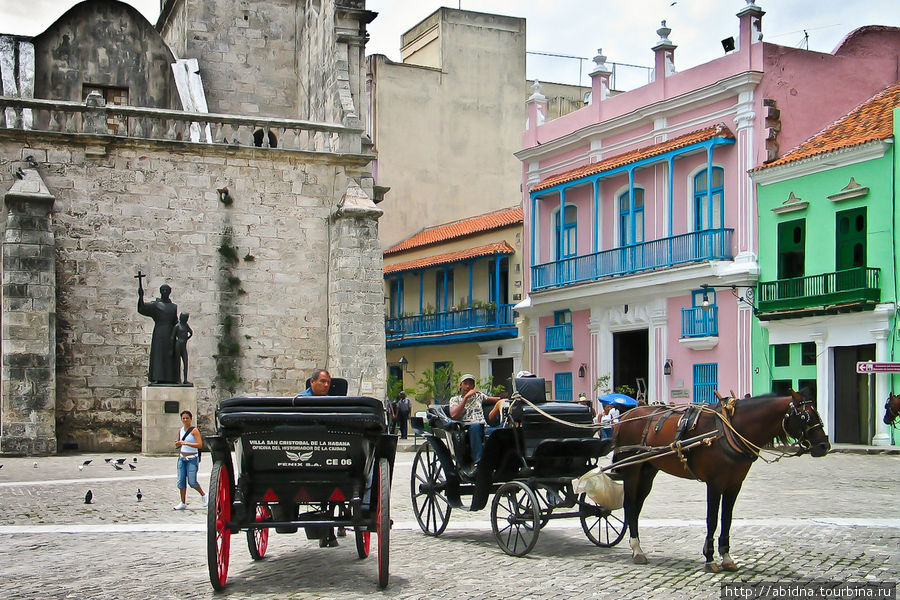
[636,399,764,479]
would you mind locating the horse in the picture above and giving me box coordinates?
[611,389,830,572]
[884,393,900,426]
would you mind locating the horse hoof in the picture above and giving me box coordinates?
[633,554,648,565]
[704,562,720,573]
[721,561,739,572]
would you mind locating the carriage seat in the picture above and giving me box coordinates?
[216,395,385,433]
[518,401,595,455]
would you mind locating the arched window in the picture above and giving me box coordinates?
[693,167,724,230]
[619,188,644,245]
[554,205,577,260]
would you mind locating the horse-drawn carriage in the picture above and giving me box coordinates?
[204,378,397,590]
[409,376,627,556]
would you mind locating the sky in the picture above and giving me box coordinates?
[1,0,899,88]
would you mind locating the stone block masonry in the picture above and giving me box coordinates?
[0,135,381,452]
[1,166,56,455]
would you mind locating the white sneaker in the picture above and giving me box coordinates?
[201,494,209,508]
[173,502,187,510]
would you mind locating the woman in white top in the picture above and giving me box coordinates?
[174,410,207,510]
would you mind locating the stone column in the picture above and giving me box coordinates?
[0,166,56,455]
[328,178,385,399]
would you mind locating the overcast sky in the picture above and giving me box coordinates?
[2,0,898,87]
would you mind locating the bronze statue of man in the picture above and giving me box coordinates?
[137,276,179,384]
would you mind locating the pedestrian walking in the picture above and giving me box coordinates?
[396,391,411,439]
[174,410,207,510]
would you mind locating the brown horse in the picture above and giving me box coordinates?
[884,394,900,426]
[611,389,830,572]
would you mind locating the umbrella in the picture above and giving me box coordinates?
[598,393,638,409]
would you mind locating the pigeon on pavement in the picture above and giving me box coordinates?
[128,463,136,470]
[33,462,38,468]
[84,490,93,504]
[82,460,93,466]
[104,458,112,463]
[78,465,84,471]
[136,489,143,502]
[115,458,127,464]
[113,463,123,471]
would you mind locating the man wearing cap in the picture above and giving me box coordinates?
[449,374,502,468]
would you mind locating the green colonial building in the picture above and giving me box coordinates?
[751,85,900,446]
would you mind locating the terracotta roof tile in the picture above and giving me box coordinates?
[384,241,515,275]
[756,81,900,170]
[384,207,523,256]
[532,124,734,192]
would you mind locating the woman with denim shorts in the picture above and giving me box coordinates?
[174,410,208,510]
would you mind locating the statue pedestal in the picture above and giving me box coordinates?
[142,386,197,455]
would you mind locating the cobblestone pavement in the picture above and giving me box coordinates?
[0,449,897,599]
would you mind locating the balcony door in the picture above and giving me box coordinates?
[835,207,866,291]
[694,167,724,259]
[619,189,644,272]
[777,218,805,299]
[555,205,577,283]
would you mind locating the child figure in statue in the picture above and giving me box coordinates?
[172,312,193,385]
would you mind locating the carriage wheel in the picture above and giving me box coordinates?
[355,529,370,559]
[247,504,271,560]
[578,493,626,548]
[410,443,452,536]
[376,457,391,589]
[490,481,540,557]
[207,461,233,590]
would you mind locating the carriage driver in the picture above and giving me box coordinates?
[449,374,503,469]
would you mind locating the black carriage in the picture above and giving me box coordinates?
[204,379,397,590]
[409,377,626,556]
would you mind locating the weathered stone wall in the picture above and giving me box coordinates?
[32,1,179,108]
[0,133,383,451]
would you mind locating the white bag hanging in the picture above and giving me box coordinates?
[575,466,624,510]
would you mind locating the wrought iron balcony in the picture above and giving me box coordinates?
[545,323,573,352]
[681,305,718,338]
[532,228,733,291]
[756,267,880,315]
[385,304,516,343]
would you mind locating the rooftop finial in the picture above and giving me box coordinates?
[657,20,673,44]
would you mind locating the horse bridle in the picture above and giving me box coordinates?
[784,399,824,455]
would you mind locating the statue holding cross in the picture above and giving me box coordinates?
[136,271,180,384]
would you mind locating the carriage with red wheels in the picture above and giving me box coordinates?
[204,379,397,590]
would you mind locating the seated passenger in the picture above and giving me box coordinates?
[299,369,331,396]
[449,373,502,467]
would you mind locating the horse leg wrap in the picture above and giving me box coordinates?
[630,537,648,565]
[720,553,738,571]
[702,538,715,563]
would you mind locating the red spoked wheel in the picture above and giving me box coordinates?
[247,504,271,560]
[376,457,391,589]
[207,461,233,590]
[355,528,370,559]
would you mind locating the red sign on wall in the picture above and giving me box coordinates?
[856,361,900,374]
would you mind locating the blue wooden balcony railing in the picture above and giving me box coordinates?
[545,323,573,352]
[532,228,734,291]
[757,267,880,313]
[385,304,515,339]
[681,305,718,338]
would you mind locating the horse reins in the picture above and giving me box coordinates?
[509,392,820,465]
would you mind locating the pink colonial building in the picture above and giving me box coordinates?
[516,2,900,406]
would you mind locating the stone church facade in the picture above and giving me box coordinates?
[0,0,384,454]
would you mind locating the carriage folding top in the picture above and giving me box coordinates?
[409,377,625,556]
[205,380,397,590]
